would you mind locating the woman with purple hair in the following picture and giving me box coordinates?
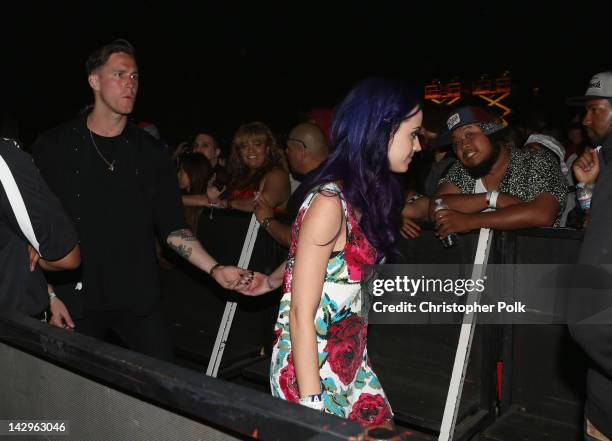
[240,78,423,426]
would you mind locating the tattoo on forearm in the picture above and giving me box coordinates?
[167,229,196,259]
[169,229,197,241]
[171,243,192,259]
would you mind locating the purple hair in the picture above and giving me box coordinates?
[307,78,421,261]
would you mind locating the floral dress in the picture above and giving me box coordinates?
[270,182,393,426]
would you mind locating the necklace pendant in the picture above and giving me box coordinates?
[108,162,115,172]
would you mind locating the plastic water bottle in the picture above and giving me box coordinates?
[434,198,457,248]
[575,183,594,211]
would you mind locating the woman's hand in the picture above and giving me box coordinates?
[238,261,286,296]
[238,272,276,296]
[207,174,226,203]
[254,193,274,223]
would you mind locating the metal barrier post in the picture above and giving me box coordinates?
[206,214,260,377]
[439,228,493,441]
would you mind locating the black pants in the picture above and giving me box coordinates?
[75,308,174,362]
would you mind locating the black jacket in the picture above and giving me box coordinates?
[32,116,186,317]
[569,133,612,437]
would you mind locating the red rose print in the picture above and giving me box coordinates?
[282,269,292,294]
[325,337,363,385]
[348,393,392,426]
[344,221,376,281]
[328,315,363,341]
[324,315,366,384]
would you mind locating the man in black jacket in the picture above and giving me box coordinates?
[32,39,248,361]
[568,71,612,441]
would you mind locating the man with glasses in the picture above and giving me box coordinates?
[430,106,566,239]
[254,122,329,247]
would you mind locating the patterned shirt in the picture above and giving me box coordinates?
[438,147,568,226]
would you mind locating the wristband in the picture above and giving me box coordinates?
[48,291,57,300]
[486,191,499,209]
[209,263,222,278]
[299,393,324,410]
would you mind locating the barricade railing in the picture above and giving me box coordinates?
[481,227,586,441]
[0,311,370,441]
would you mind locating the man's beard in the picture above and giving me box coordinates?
[586,128,603,145]
[464,142,502,179]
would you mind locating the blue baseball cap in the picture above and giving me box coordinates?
[438,106,505,147]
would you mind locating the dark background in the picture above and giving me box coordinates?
[1,2,609,148]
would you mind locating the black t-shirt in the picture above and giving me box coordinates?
[0,138,77,315]
[285,164,325,224]
[32,118,187,315]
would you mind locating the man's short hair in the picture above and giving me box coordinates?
[86,39,136,75]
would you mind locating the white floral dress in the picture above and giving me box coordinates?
[270,183,393,426]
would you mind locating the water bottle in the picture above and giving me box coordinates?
[434,198,457,248]
[575,183,594,211]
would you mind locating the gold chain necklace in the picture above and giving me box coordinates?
[88,129,116,172]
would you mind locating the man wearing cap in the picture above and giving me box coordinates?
[431,106,567,237]
[567,72,612,441]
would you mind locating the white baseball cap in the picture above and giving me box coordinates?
[567,72,612,105]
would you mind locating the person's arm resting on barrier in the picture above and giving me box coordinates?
[254,193,291,247]
[435,192,560,236]
[429,182,524,220]
[227,169,291,213]
[182,193,210,207]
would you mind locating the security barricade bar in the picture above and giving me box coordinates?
[0,312,373,441]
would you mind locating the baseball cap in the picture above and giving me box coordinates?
[437,106,505,147]
[567,72,612,105]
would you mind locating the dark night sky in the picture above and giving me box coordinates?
[1,2,609,147]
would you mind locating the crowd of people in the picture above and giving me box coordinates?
[1,37,611,438]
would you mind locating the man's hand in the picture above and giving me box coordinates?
[573,148,600,185]
[400,218,422,239]
[27,244,40,272]
[48,297,75,330]
[435,209,476,237]
[212,265,253,290]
